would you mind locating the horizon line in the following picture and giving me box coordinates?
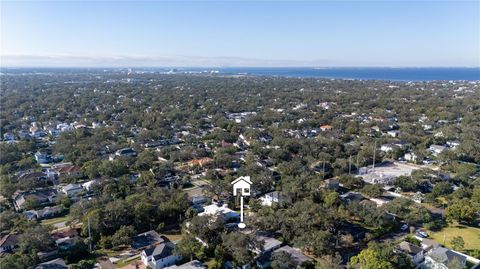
[2,66,480,69]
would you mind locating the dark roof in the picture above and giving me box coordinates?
[144,242,175,260]
[273,246,312,264]
[131,230,165,250]
[0,234,19,248]
[36,258,67,269]
[398,241,422,255]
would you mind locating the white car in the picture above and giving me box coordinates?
[416,230,428,238]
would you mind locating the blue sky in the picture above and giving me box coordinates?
[1,1,479,67]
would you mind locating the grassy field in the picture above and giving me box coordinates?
[40,215,72,226]
[428,223,480,252]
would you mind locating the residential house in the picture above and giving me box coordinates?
[3,132,15,141]
[13,189,58,211]
[188,157,214,168]
[396,241,424,265]
[141,241,181,269]
[254,234,284,269]
[381,144,397,152]
[17,171,49,183]
[48,163,82,181]
[422,247,467,269]
[404,152,418,162]
[109,147,137,160]
[25,205,63,220]
[0,234,19,253]
[340,192,366,204]
[428,145,447,157]
[52,228,79,251]
[419,238,440,252]
[387,130,400,137]
[446,140,461,150]
[17,130,30,140]
[254,234,282,254]
[369,197,391,207]
[190,195,208,205]
[257,245,312,269]
[131,230,166,251]
[320,125,333,131]
[259,191,284,206]
[82,179,101,191]
[35,152,52,165]
[198,203,240,221]
[35,258,68,269]
[323,178,340,191]
[56,123,74,132]
[61,184,83,197]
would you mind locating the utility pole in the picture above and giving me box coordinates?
[322,159,326,180]
[88,217,92,253]
[349,155,352,174]
[356,154,359,175]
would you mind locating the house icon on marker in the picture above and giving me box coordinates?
[231,176,252,196]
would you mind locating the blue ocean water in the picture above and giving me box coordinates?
[213,67,480,81]
[2,67,479,81]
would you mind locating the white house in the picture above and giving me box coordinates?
[446,140,461,149]
[231,176,252,196]
[259,191,282,206]
[387,130,400,137]
[198,204,240,221]
[428,145,447,156]
[141,242,181,269]
[422,246,466,269]
[82,179,100,191]
[62,184,83,197]
[381,144,396,152]
[404,152,418,162]
[397,241,424,265]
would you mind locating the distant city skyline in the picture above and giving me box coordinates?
[1,1,479,67]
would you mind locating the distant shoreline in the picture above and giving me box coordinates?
[1,67,479,82]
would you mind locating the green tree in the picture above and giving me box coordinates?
[82,160,101,179]
[316,253,342,269]
[445,199,476,224]
[175,233,205,261]
[432,182,453,197]
[271,251,298,269]
[450,236,465,251]
[70,260,95,269]
[0,252,36,269]
[394,176,417,192]
[361,184,383,198]
[221,232,259,266]
[349,248,394,269]
[111,225,136,247]
[18,225,53,252]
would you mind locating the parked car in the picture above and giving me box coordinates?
[416,230,428,238]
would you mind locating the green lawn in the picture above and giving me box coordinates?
[428,223,480,252]
[40,215,72,226]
